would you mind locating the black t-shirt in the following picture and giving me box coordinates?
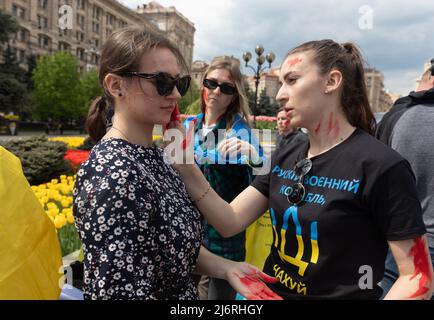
[251,128,425,299]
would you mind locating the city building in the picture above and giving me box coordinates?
[244,67,280,103]
[1,1,195,71]
[136,1,195,69]
[365,68,394,113]
[191,60,208,87]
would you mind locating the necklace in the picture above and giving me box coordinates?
[111,126,129,142]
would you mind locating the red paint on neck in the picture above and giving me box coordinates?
[409,237,432,299]
[327,112,340,140]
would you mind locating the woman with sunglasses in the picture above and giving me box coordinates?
[183,56,266,300]
[170,40,433,299]
[73,27,280,300]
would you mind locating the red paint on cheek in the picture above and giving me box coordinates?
[287,57,302,67]
[409,237,432,299]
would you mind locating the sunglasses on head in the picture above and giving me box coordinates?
[203,78,237,95]
[287,158,312,205]
[121,71,191,97]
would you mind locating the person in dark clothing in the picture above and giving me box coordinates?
[170,40,434,300]
[377,62,434,299]
[275,108,304,149]
[74,27,278,300]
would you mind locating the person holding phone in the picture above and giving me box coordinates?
[73,27,280,300]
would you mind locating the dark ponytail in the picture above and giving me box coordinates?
[85,96,108,142]
[341,42,376,135]
[286,40,376,135]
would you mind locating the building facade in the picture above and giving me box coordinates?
[136,1,195,69]
[1,0,194,71]
[365,68,394,113]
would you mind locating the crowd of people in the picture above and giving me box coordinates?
[3,25,430,300]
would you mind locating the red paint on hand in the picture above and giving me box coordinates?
[409,237,432,299]
[238,271,282,300]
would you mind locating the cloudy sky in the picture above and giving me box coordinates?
[120,0,434,95]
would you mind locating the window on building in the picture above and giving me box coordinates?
[105,28,112,38]
[92,22,100,34]
[76,31,84,43]
[37,15,48,29]
[38,0,48,9]
[76,14,85,30]
[15,29,28,42]
[93,5,102,21]
[77,0,86,10]
[18,49,26,63]
[12,5,26,19]
[38,35,50,49]
[76,48,85,61]
[58,41,71,52]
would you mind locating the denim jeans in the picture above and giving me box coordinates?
[380,246,434,299]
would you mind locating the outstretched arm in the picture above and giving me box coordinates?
[194,246,282,300]
[179,163,268,237]
[384,236,433,300]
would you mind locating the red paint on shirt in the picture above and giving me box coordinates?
[409,237,432,299]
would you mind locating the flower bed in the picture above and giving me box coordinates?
[32,175,81,257]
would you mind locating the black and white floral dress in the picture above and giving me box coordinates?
[73,138,203,300]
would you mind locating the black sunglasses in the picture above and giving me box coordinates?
[287,158,313,205]
[121,72,191,97]
[203,78,237,95]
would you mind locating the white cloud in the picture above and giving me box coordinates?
[120,0,434,95]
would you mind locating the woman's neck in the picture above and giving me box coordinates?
[307,111,355,158]
[106,114,154,147]
[204,107,225,126]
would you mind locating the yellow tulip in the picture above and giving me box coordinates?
[66,211,74,224]
[54,214,66,229]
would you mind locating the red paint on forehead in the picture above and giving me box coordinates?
[409,237,432,299]
[286,57,302,67]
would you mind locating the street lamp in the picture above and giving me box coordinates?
[242,45,275,125]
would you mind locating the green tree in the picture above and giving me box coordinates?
[32,51,82,122]
[77,69,102,118]
[243,80,256,114]
[185,98,200,115]
[256,89,279,116]
[0,73,27,113]
[178,80,199,114]
[0,10,18,45]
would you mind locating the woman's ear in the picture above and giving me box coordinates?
[104,73,124,98]
[324,69,343,94]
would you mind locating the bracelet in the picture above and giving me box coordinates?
[192,183,212,204]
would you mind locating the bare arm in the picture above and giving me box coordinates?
[177,164,268,237]
[194,246,282,300]
[384,236,434,300]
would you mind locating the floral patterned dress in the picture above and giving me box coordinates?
[73,138,203,300]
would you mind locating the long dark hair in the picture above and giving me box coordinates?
[200,56,251,130]
[286,40,376,135]
[86,27,188,141]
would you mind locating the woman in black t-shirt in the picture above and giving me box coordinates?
[73,27,280,300]
[171,40,434,299]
